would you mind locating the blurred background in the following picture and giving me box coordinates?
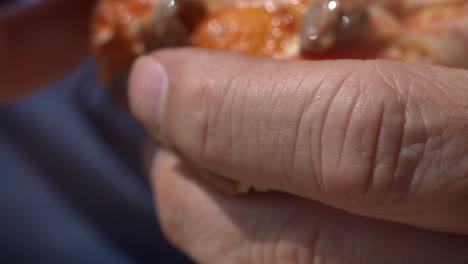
[0,0,192,263]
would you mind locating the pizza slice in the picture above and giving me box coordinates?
[90,0,468,194]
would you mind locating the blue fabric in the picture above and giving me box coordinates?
[0,60,193,263]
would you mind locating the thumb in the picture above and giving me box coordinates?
[129,48,468,234]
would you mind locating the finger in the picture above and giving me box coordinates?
[0,0,96,103]
[129,48,468,234]
[153,150,468,264]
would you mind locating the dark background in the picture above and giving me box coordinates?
[0,1,193,263]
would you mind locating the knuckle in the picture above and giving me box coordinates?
[317,62,413,207]
[383,63,468,206]
[169,60,239,168]
[195,73,244,168]
[314,65,369,200]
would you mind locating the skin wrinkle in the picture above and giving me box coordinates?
[448,107,468,130]
[375,106,405,206]
[153,51,468,245]
[401,77,435,203]
[344,61,417,207]
[390,94,408,206]
[335,74,363,204]
[415,137,443,196]
[446,157,468,193]
[365,60,409,197]
[445,70,468,102]
[257,83,272,186]
[289,72,318,194]
[270,82,300,186]
[245,71,267,183]
[306,72,330,199]
[201,75,234,168]
[342,85,373,207]
[200,78,214,171]
[255,64,286,184]
[155,149,468,263]
[437,130,451,181]
[264,76,286,185]
[252,73,264,187]
[389,72,425,206]
[432,69,466,104]
[7,0,468,255]
[230,68,245,174]
[198,53,240,160]
[259,68,277,186]
[239,70,252,178]
[227,73,237,170]
[366,105,396,208]
[277,77,305,187]
[364,101,386,201]
[365,61,399,94]
[257,73,278,182]
[278,76,305,188]
[366,61,406,204]
[146,52,468,263]
[316,75,337,201]
[440,138,467,188]
[195,79,217,165]
[399,67,467,199]
[394,146,423,207]
[414,85,446,185]
[401,64,458,105]
[319,67,356,200]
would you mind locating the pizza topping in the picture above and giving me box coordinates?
[300,0,374,54]
[90,0,468,194]
[191,5,301,58]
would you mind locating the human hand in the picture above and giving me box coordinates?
[0,0,96,103]
[129,48,468,263]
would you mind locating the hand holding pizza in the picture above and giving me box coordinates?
[129,48,468,263]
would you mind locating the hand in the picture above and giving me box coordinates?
[0,0,96,103]
[129,48,468,263]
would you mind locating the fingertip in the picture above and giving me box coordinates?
[128,55,169,136]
